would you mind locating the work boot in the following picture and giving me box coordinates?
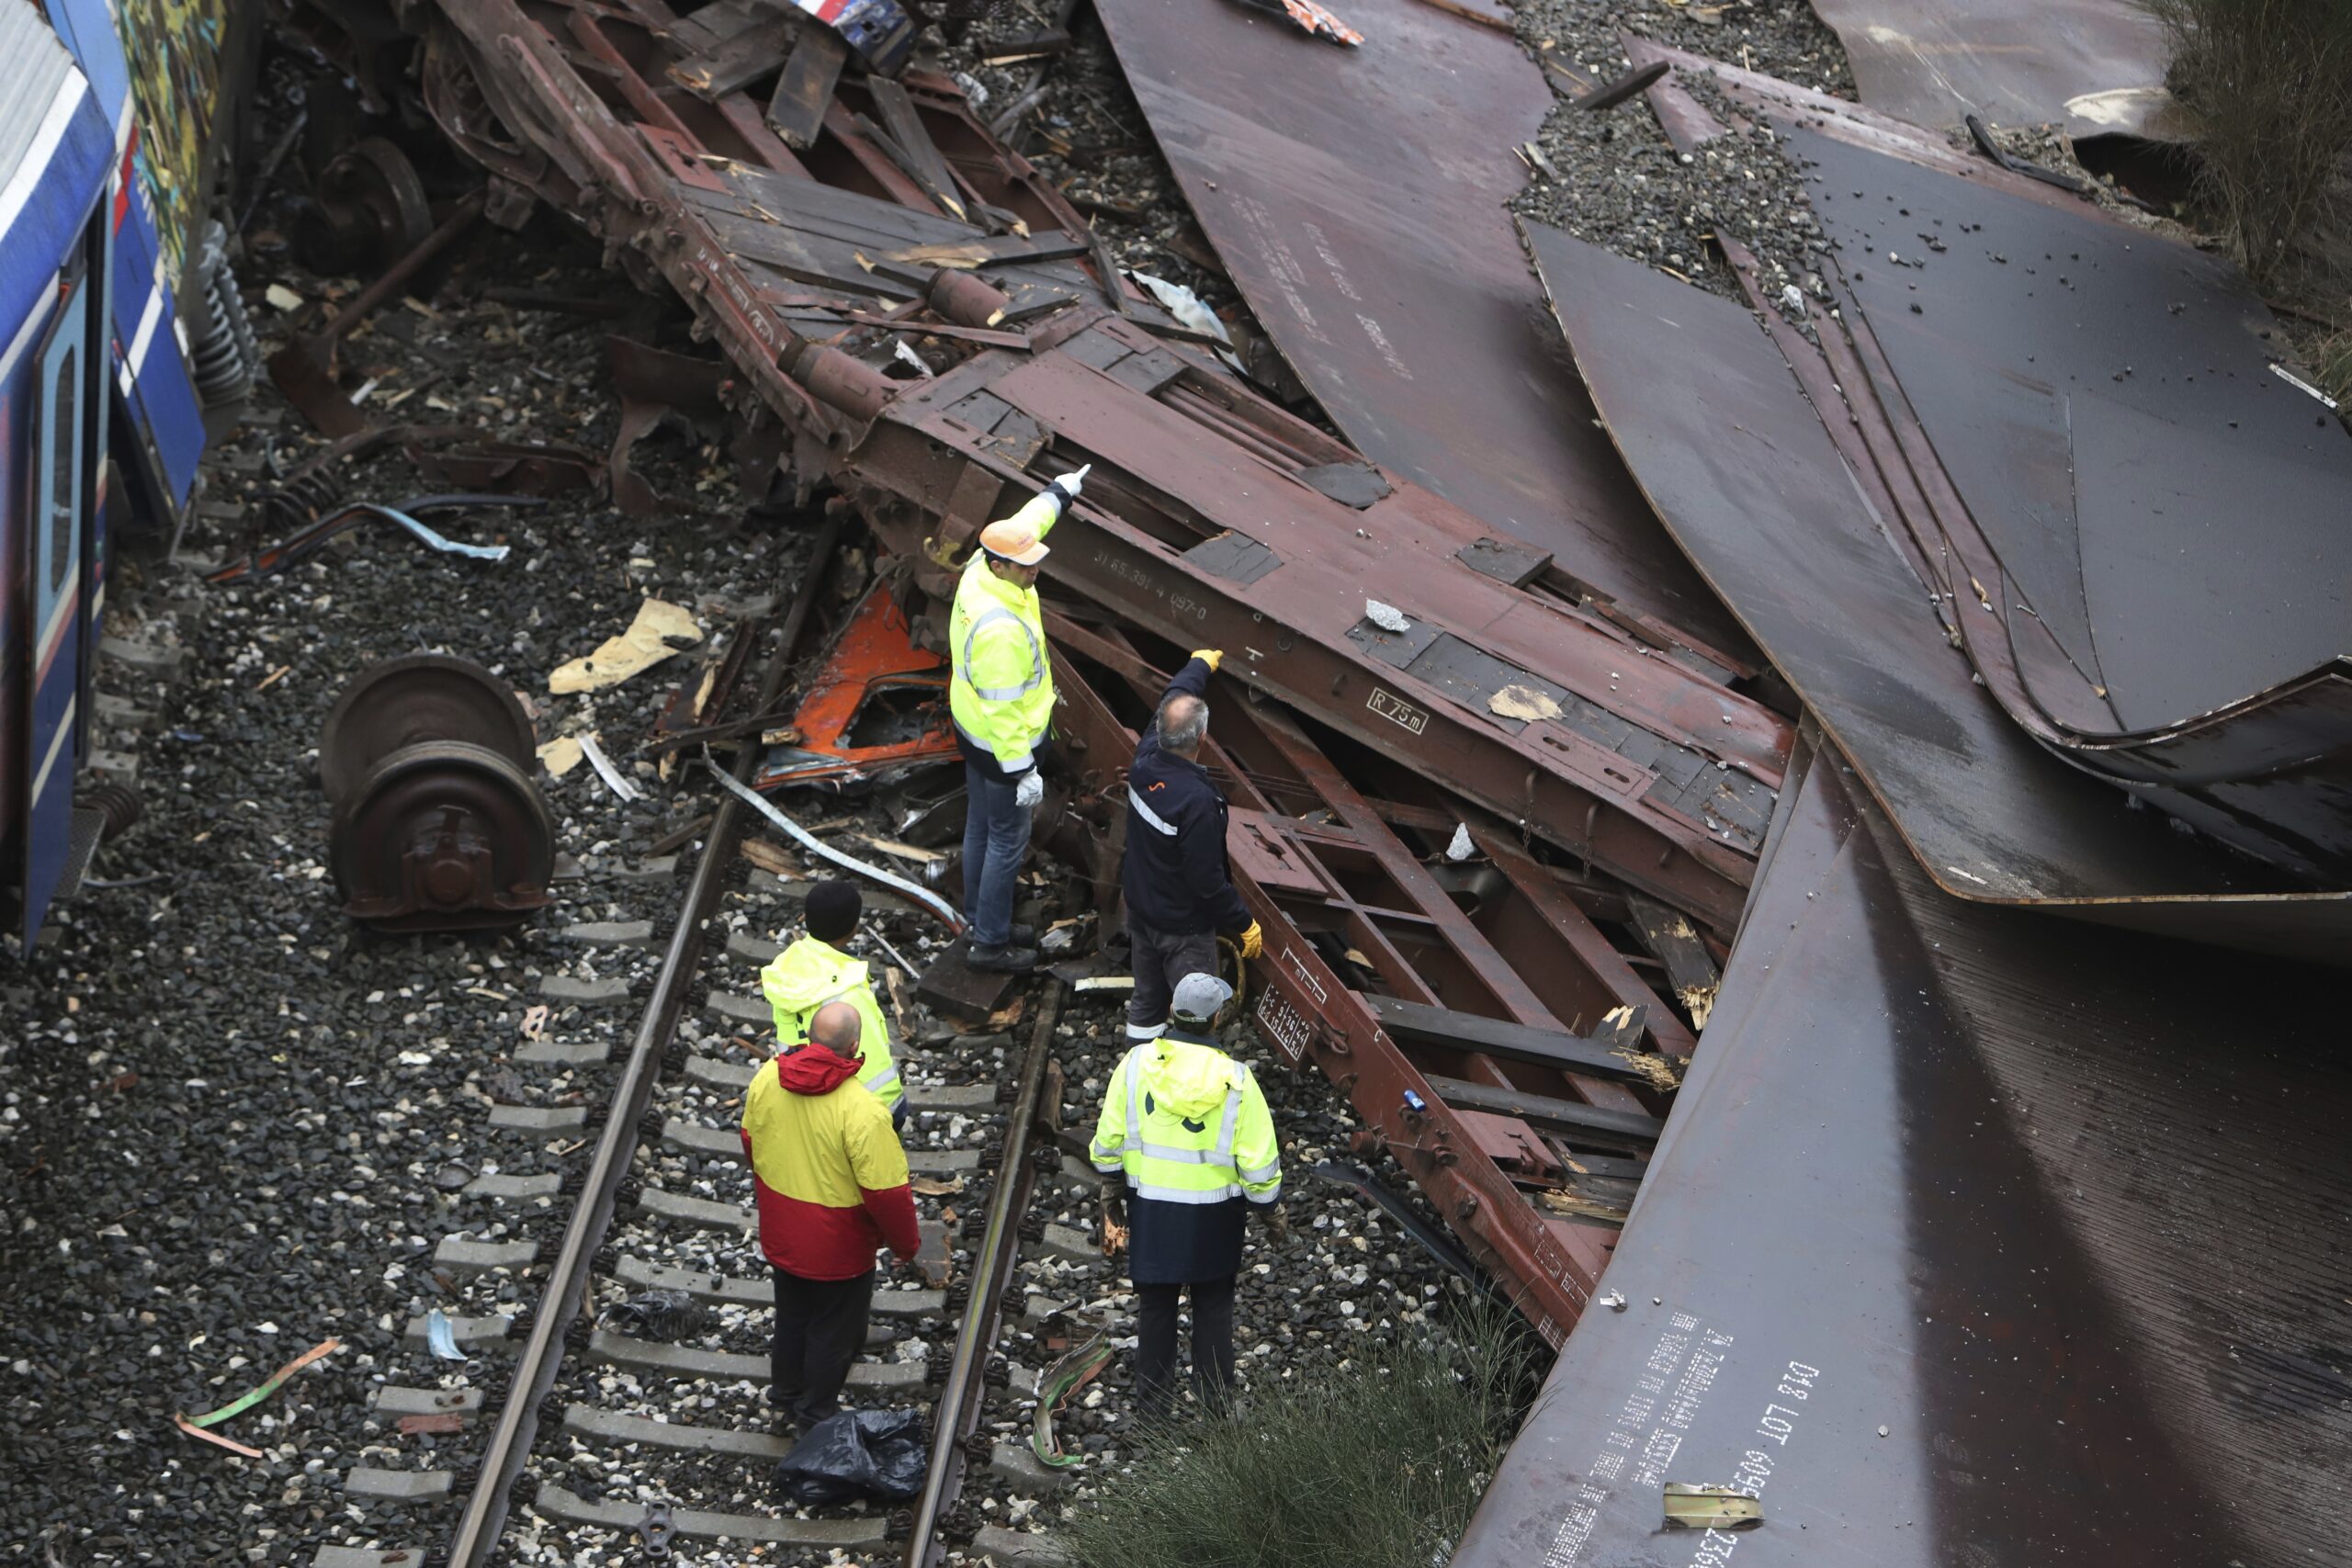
[967,942,1038,974]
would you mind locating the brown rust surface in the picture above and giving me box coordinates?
[1781,124,2352,883]
[1452,745,2352,1568]
[1091,0,1754,659]
[1807,0,2183,141]
[1790,125,2352,739]
[1523,217,2352,961]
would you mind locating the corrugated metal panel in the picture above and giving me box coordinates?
[0,6,74,209]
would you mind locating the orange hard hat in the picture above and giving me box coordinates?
[978,516,1050,566]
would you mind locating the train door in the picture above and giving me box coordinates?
[21,252,97,944]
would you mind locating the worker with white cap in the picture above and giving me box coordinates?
[949,466,1091,972]
[1090,970,1285,1420]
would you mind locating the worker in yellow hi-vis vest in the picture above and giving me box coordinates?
[948,464,1091,974]
[1091,972,1284,1421]
[762,880,902,1127]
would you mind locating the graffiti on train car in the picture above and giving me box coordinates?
[116,0,234,277]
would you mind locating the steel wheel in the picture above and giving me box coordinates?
[328,739,555,932]
[321,653,537,805]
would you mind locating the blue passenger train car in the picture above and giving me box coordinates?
[1,0,215,949]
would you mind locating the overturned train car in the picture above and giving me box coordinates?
[2,0,224,949]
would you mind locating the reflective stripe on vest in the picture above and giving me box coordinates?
[953,714,1034,774]
[963,605,1044,702]
[1118,1043,1247,1201]
[1127,785,1179,837]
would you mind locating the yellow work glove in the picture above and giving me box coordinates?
[1238,919,1264,959]
[1191,649,1224,672]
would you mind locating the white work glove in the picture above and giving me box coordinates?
[1013,770,1045,810]
[1048,464,1092,506]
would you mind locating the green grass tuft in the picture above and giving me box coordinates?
[2315,331,2352,417]
[1057,1302,1541,1568]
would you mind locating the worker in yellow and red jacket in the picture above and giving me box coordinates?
[949,465,1091,974]
[741,1000,921,1435]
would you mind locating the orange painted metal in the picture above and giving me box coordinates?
[752,582,958,791]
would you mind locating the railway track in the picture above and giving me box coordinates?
[311,519,1079,1568]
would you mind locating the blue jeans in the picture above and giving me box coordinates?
[962,761,1033,948]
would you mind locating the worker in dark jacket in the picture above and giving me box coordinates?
[1121,650,1262,1043]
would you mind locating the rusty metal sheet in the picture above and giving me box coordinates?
[1628,37,2113,209]
[1090,0,1756,661]
[1522,219,2352,956]
[1793,125,2352,738]
[1453,744,2352,1568]
[1807,0,2185,141]
[1789,125,2352,880]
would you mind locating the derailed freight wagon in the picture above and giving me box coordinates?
[1,0,246,948]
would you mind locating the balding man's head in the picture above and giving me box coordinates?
[1159,691,1209,757]
[809,1000,864,1055]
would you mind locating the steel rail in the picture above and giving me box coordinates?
[441,514,843,1566]
[903,982,1066,1566]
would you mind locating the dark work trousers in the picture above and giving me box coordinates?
[961,762,1033,949]
[1135,1274,1238,1420]
[770,1267,876,1427]
[1126,919,1219,1041]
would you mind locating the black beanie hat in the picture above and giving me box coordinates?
[805,880,862,943]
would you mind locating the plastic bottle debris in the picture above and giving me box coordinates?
[424,1308,467,1360]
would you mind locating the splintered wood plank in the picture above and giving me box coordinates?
[667,0,763,53]
[709,91,808,176]
[1088,230,1136,318]
[1623,891,1722,1030]
[688,203,923,300]
[685,176,959,254]
[866,78,967,220]
[880,232,1091,268]
[768,26,849,150]
[667,17,792,99]
[854,111,968,221]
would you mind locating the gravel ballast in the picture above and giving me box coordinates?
[0,203,808,1563]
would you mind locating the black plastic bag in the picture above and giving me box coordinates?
[773,1407,929,1506]
[600,1291,711,1342]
